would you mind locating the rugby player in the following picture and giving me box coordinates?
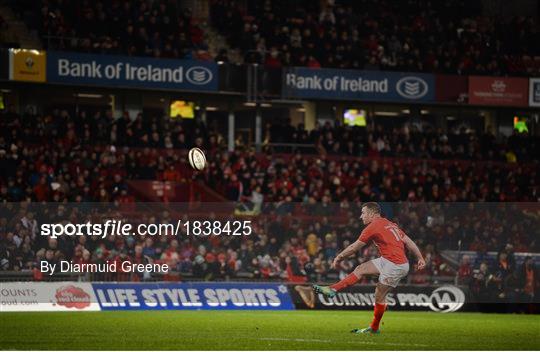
[313,202,426,334]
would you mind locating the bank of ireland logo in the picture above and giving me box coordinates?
[186,66,213,85]
[396,76,429,99]
[429,286,465,313]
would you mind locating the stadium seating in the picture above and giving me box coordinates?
[1,2,539,348]
[0,2,538,307]
[1,108,537,204]
[9,0,210,59]
[0,108,538,296]
[266,120,540,162]
[3,0,539,75]
[210,0,540,75]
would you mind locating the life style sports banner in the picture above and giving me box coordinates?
[282,67,435,102]
[92,282,294,311]
[46,51,218,91]
[2,282,294,311]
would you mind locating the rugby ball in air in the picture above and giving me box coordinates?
[188,147,206,171]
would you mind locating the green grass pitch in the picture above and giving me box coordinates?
[1,310,539,350]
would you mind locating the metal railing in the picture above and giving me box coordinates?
[0,270,456,285]
[264,142,318,154]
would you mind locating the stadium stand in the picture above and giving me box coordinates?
[0,0,538,316]
[211,0,540,75]
[266,119,540,162]
[7,0,210,60]
[0,108,538,204]
[3,0,539,75]
[1,199,538,305]
[0,106,538,305]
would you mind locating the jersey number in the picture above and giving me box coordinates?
[386,226,402,241]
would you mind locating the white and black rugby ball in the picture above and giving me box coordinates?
[188,147,207,171]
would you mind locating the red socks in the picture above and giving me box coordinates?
[370,303,387,331]
[330,272,360,291]
[329,273,386,332]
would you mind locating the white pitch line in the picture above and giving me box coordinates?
[252,337,430,347]
[258,338,332,343]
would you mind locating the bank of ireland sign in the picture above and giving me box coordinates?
[282,67,434,102]
[46,51,218,91]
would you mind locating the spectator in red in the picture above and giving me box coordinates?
[307,55,321,68]
[163,165,182,182]
[33,176,50,201]
[521,257,538,305]
[265,47,282,68]
[161,239,180,269]
[457,255,473,285]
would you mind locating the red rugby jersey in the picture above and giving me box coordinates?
[358,217,409,264]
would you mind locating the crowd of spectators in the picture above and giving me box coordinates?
[0,105,216,202]
[208,148,538,206]
[212,0,540,76]
[1,106,538,205]
[14,0,210,60]
[0,203,436,284]
[0,1,538,304]
[457,247,539,311]
[1,200,538,312]
[4,0,540,76]
[0,15,9,46]
[265,118,539,163]
[0,107,538,297]
[1,202,538,290]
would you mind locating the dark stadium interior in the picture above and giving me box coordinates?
[5,0,539,75]
[0,0,539,318]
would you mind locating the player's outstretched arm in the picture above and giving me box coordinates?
[332,240,366,269]
[402,235,426,270]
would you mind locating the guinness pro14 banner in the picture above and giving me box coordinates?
[291,284,468,313]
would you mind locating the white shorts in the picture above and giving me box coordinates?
[371,257,409,288]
